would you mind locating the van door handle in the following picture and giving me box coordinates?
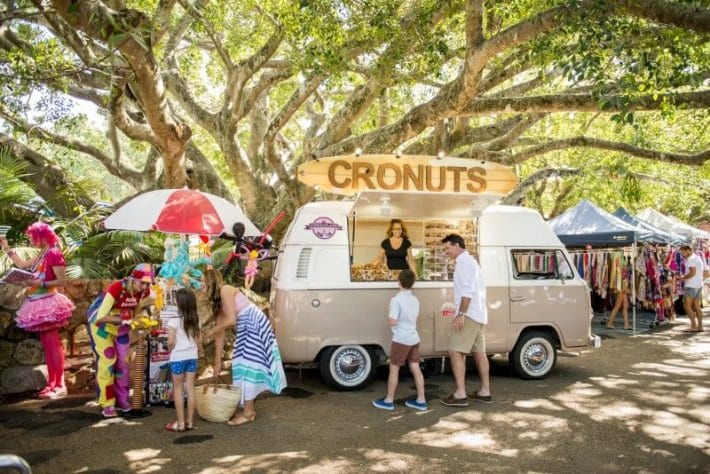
[510,296,525,302]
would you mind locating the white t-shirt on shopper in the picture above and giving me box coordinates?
[389,290,420,346]
[685,253,704,289]
[454,251,487,324]
[167,317,198,362]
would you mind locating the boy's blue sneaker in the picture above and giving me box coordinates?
[372,398,395,411]
[405,399,428,411]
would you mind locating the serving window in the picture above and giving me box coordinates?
[349,217,478,282]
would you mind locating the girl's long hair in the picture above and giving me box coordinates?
[176,288,200,341]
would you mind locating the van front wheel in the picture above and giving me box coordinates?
[320,345,376,390]
[510,331,556,380]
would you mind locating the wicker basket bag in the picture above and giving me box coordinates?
[195,384,241,422]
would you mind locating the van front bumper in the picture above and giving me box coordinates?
[589,334,602,349]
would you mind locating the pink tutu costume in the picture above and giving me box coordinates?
[14,246,75,332]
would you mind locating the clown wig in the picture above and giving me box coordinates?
[25,222,60,247]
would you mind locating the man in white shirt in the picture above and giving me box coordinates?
[680,245,704,332]
[440,234,491,407]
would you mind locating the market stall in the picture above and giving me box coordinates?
[547,200,655,331]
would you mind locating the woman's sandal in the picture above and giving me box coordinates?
[227,412,256,426]
[165,421,185,432]
[185,424,195,431]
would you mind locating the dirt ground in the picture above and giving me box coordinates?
[1,317,709,474]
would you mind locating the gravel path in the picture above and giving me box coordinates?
[1,316,708,473]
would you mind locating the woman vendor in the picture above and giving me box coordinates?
[370,218,417,277]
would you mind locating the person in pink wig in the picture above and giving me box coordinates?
[1,222,75,399]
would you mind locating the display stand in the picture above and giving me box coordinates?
[146,285,181,406]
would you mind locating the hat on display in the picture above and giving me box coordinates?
[131,263,155,283]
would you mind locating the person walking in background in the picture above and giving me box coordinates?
[370,218,418,277]
[680,245,704,332]
[440,233,491,407]
[165,288,200,432]
[606,259,632,330]
[1,222,75,399]
[372,269,427,411]
[209,272,287,426]
[87,264,154,418]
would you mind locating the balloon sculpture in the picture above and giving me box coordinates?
[158,235,211,289]
[222,210,286,287]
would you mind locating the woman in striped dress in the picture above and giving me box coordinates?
[211,275,286,425]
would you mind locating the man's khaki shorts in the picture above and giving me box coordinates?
[449,317,486,354]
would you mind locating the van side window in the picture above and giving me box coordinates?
[511,249,572,280]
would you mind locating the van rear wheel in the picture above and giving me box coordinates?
[320,345,376,390]
[510,331,556,380]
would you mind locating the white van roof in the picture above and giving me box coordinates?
[480,205,562,247]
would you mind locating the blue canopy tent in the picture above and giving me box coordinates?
[547,199,650,247]
[613,207,687,245]
[547,199,649,331]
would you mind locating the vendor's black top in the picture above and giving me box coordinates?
[381,238,412,270]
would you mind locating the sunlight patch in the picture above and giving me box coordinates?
[591,402,642,422]
[361,448,421,471]
[632,362,706,377]
[123,448,170,474]
[200,452,311,473]
[514,398,564,411]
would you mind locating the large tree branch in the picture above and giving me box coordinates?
[176,0,232,68]
[460,90,710,116]
[224,31,283,127]
[263,75,324,189]
[50,0,192,187]
[0,134,97,217]
[500,167,580,206]
[509,136,709,166]
[151,0,178,47]
[483,114,545,151]
[0,104,144,185]
[163,55,220,132]
[109,87,158,146]
[614,0,710,33]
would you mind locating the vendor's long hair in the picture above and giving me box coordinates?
[203,268,224,319]
[176,288,200,341]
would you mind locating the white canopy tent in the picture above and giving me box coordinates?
[636,208,709,241]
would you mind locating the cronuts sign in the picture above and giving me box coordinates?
[297,154,518,196]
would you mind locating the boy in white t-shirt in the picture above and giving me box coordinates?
[372,269,427,411]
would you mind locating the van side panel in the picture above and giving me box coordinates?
[479,247,509,353]
[506,247,591,349]
[273,286,452,362]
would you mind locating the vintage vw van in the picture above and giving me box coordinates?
[270,191,600,390]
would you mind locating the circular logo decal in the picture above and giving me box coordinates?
[305,217,343,240]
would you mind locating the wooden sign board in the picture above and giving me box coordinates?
[297,154,518,196]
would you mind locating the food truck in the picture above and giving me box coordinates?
[270,155,600,390]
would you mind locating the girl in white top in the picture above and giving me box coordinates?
[166,288,200,432]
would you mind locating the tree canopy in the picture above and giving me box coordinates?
[0,0,708,227]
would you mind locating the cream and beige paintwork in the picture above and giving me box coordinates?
[270,195,594,369]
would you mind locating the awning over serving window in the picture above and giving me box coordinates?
[349,191,496,221]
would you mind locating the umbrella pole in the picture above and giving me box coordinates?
[631,243,638,334]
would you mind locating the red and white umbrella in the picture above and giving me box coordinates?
[103,188,260,236]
